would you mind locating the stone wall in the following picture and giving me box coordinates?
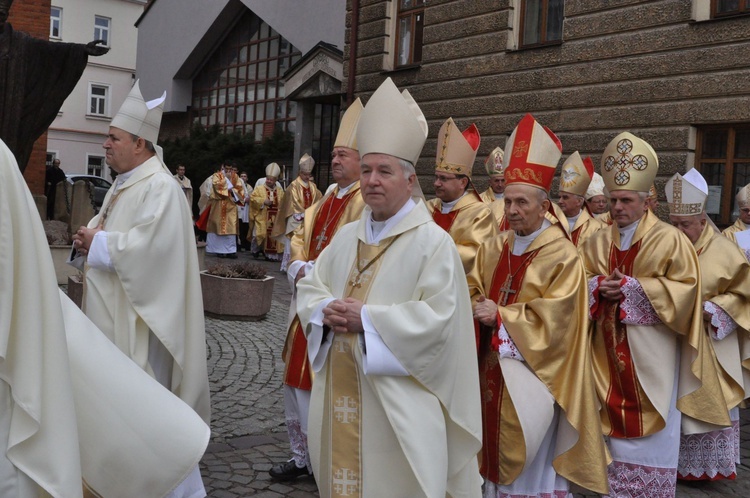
[346,0,750,199]
[11,0,52,195]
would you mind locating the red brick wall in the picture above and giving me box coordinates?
[11,0,52,195]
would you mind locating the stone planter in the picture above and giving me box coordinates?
[51,245,78,285]
[67,275,84,309]
[200,271,274,321]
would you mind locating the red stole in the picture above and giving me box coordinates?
[283,316,312,390]
[302,185,313,209]
[309,191,355,260]
[571,226,582,246]
[601,240,645,438]
[479,241,538,483]
[498,215,510,232]
[432,205,459,232]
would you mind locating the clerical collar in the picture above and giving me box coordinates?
[494,192,504,200]
[336,181,356,199]
[567,209,582,233]
[513,218,551,255]
[440,191,468,214]
[113,164,142,193]
[618,219,640,250]
[366,198,416,244]
[178,175,185,180]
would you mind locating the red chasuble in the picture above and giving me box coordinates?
[302,185,313,209]
[431,206,459,232]
[479,241,539,484]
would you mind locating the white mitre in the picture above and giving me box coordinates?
[299,153,315,173]
[110,80,166,144]
[665,168,708,216]
[585,172,605,200]
[265,162,281,178]
[356,77,428,166]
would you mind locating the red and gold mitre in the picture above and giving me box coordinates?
[503,114,562,193]
[484,147,505,177]
[559,151,594,197]
[435,118,480,178]
[601,132,658,193]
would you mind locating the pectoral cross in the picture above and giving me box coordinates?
[349,276,362,289]
[498,275,516,306]
[315,232,328,252]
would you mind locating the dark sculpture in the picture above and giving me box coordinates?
[0,0,109,172]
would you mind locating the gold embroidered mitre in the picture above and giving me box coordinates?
[356,77,428,166]
[265,162,281,178]
[484,146,505,177]
[435,118,480,177]
[503,113,562,192]
[737,183,750,209]
[334,98,364,150]
[560,151,594,197]
[666,168,708,217]
[299,153,315,173]
[601,132,658,193]
[585,172,605,200]
[110,80,166,144]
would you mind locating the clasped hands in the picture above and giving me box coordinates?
[599,269,625,301]
[473,296,498,327]
[323,298,364,334]
[71,225,102,256]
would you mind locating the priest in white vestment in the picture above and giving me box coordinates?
[72,81,211,498]
[296,78,483,498]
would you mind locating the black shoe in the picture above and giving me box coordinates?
[226,253,238,259]
[252,251,265,260]
[268,460,311,480]
[217,253,226,259]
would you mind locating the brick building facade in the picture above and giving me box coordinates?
[10,0,51,195]
[346,1,750,226]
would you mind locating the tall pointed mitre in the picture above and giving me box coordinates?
[110,80,166,144]
[648,184,658,200]
[601,132,658,192]
[299,153,315,173]
[737,183,750,208]
[585,172,605,200]
[435,118,480,177]
[559,151,594,197]
[503,113,562,192]
[265,162,281,177]
[356,77,428,166]
[334,98,364,150]
[665,168,708,216]
[484,147,505,177]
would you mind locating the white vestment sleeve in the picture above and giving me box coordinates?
[307,297,336,372]
[361,305,409,376]
[87,231,115,272]
[287,260,314,293]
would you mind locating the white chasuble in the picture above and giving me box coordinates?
[297,203,483,498]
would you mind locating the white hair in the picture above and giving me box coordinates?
[398,158,415,180]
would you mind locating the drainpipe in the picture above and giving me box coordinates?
[347,0,359,106]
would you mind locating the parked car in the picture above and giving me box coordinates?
[66,174,112,209]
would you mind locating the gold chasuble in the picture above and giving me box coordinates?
[271,176,322,242]
[426,193,498,273]
[297,204,483,497]
[282,183,365,391]
[694,223,750,407]
[570,207,605,247]
[250,183,285,254]
[722,218,748,244]
[580,211,730,438]
[207,171,244,236]
[480,188,505,225]
[467,223,610,494]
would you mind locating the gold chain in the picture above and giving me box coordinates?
[349,234,402,288]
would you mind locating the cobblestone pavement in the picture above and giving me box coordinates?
[200,254,750,497]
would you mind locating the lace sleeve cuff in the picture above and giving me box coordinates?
[588,275,605,319]
[497,324,525,362]
[704,301,738,340]
[620,276,661,325]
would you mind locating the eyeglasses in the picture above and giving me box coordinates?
[434,174,458,183]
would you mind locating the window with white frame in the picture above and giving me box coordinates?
[50,7,62,38]
[94,16,111,47]
[87,156,105,177]
[89,84,109,117]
